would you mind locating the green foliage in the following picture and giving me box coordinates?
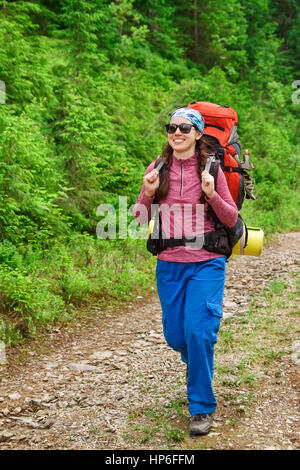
[0,106,70,245]
[271,0,300,73]
[0,265,65,344]
[0,0,299,344]
[198,0,248,79]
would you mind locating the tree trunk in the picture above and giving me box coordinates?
[194,0,199,63]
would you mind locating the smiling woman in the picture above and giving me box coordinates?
[133,107,238,436]
[167,116,202,160]
[166,107,204,160]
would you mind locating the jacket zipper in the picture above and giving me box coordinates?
[180,162,184,196]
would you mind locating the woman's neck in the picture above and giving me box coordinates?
[173,149,196,160]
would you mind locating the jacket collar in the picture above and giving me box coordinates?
[172,152,198,166]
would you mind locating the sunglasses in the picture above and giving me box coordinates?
[165,123,197,134]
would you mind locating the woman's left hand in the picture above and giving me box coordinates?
[201,170,215,199]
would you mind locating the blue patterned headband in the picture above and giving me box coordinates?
[170,107,205,135]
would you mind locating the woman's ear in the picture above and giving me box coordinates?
[196,133,202,141]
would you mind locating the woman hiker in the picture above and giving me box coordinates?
[133,108,238,436]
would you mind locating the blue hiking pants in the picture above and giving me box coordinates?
[156,256,226,416]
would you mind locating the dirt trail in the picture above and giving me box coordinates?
[0,232,299,450]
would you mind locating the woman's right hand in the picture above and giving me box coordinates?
[143,169,160,198]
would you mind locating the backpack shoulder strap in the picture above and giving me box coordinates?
[154,157,165,172]
[205,157,221,227]
[153,157,166,204]
[205,156,220,190]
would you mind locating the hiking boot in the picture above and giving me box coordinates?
[189,413,213,436]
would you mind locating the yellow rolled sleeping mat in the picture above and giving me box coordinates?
[232,225,264,256]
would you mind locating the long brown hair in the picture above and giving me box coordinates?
[156,135,218,203]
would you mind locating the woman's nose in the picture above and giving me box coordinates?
[174,127,182,135]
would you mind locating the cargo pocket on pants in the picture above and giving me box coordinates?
[206,302,223,318]
[206,302,222,344]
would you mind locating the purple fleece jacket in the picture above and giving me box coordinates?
[133,152,238,262]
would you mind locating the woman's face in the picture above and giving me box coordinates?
[168,116,202,156]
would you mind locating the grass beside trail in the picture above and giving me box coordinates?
[0,238,157,346]
[122,271,300,450]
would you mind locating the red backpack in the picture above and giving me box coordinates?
[188,101,244,209]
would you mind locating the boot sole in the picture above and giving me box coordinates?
[189,426,211,436]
